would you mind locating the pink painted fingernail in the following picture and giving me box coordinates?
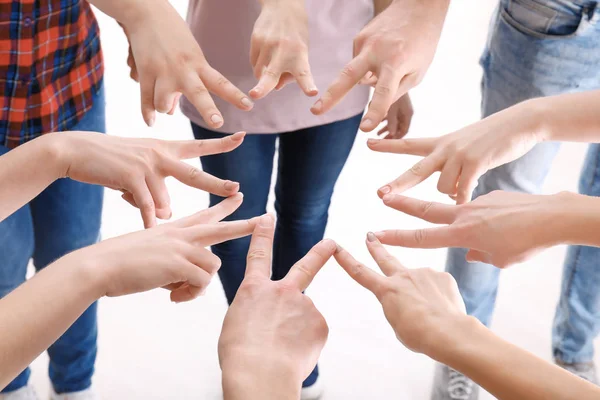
[367,232,377,242]
[211,114,223,125]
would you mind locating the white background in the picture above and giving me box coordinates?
[29,1,597,399]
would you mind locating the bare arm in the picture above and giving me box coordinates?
[370,89,600,203]
[0,197,258,390]
[335,236,600,400]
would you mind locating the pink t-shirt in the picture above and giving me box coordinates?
[181,0,373,134]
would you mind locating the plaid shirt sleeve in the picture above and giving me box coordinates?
[0,0,104,149]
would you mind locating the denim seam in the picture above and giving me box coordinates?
[556,245,581,362]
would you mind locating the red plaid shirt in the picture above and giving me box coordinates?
[0,0,104,148]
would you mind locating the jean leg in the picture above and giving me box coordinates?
[29,86,105,393]
[274,114,361,387]
[191,124,276,304]
[553,144,600,363]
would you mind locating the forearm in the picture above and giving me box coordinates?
[531,90,600,143]
[0,134,66,223]
[86,0,174,27]
[429,316,600,400]
[0,255,102,390]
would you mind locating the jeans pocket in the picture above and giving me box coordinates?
[501,0,590,38]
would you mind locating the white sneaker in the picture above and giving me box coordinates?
[0,386,39,400]
[301,377,324,400]
[49,388,99,400]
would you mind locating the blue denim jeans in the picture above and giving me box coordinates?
[446,0,600,364]
[192,114,361,387]
[0,86,105,393]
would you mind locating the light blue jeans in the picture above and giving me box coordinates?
[447,0,600,364]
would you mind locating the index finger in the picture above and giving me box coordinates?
[377,155,443,198]
[360,64,403,132]
[174,193,244,228]
[381,194,457,224]
[244,214,275,280]
[375,226,459,249]
[164,132,246,159]
[367,137,439,157]
[311,54,370,115]
[164,159,239,197]
[365,232,406,276]
[282,239,337,292]
[192,217,259,246]
[334,245,385,295]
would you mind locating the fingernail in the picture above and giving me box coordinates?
[367,139,378,146]
[241,98,253,108]
[379,186,391,195]
[382,193,394,203]
[259,214,274,227]
[367,232,377,242]
[224,181,239,192]
[231,131,246,141]
[308,86,319,94]
[361,118,374,130]
[211,114,223,125]
[148,113,155,127]
[311,100,323,113]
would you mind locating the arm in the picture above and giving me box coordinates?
[0,135,65,222]
[312,0,449,131]
[370,89,600,203]
[0,131,244,227]
[334,235,600,400]
[88,0,253,127]
[0,196,258,390]
[438,317,600,400]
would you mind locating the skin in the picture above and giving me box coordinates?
[249,0,318,99]
[219,215,335,400]
[374,190,600,268]
[0,131,246,228]
[93,0,254,128]
[335,234,600,400]
[311,0,449,132]
[369,90,600,203]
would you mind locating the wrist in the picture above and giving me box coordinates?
[421,313,482,363]
[221,353,301,400]
[552,191,600,247]
[52,248,108,302]
[521,97,555,143]
[37,133,70,181]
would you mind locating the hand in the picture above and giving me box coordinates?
[120,2,254,127]
[334,233,465,356]
[311,0,448,132]
[219,215,334,398]
[375,191,569,268]
[52,131,245,228]
[71,194,256,302]
[369,101,542,203]
[378,93,413,139]
[249,0,317,99]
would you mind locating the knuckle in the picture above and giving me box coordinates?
[187,166,200,181]
[247,249,268,261]
[340,64,358,80]
[413,229,427,244]
[263,68,279,78]
[420,200,435,217]
[410,160,426,177]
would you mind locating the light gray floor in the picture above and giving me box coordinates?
[29,1,597,398]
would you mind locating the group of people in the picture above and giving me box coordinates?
[1,0,600,399]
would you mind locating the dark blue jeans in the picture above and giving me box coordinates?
[0,86,105,394]
[192,113,362,387]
